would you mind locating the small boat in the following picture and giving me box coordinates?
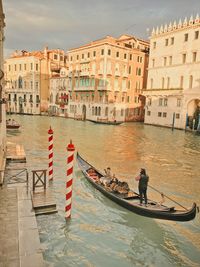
[77,153,197,221]
[6,119,21,129]
[89,119,123,125]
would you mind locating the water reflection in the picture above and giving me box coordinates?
[7,115,200,267]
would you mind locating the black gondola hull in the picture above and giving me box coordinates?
[77,153,197,222]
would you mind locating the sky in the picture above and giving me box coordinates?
[3,0,200,57]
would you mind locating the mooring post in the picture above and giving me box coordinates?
[48,126,54,181]
[65,140,75,220]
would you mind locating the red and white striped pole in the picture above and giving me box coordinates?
[65,140,75,220]
[48,126,54,181]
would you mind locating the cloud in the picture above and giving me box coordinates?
[3,0,200,54]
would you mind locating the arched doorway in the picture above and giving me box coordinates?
[187,99,200,130]
[82,105,86,120]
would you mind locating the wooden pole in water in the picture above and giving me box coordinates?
[65,140,75,220]
[48,126,54,181]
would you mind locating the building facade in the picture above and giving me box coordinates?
[49,67,69,117]
[0,0,6,178]
[67,35,149,122]
[144,15,200,130]
[5,47,66,114]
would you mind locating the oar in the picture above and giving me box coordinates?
[148,184,189,211]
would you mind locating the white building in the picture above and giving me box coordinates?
[0,0,6,180]
[49,67,69,117]
[144,15,200,130]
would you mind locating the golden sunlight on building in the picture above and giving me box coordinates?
[67,34,149,122]
[5,47,66,114]
[144,15,200,130]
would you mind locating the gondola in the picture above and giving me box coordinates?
[6,119,20,129]
[89,119,123,125]
[77,153,197,221]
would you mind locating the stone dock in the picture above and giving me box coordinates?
[0,142,53,267]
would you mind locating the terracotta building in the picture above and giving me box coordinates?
[67,35,149,122]
[5,47,66,114]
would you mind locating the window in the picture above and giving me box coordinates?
[171,37,174,45]
[14,64,17,71]
[30,63,33,70]
[195,31,199,39]
[182,54,186,64]
[169,56,172,65]
[36,64,38,71]
[153,42,156,49]
[137,56,140,62]
[164,57,167,66]
[8,65,11,71]
[176,113,180,119]
[159,98,163,106]
[184,33,188,42]
[189,75,193,88]
[82,54,84,59]
[167,77,170,89]
[18,76,23,89]
[108,49,111,56]
[164,98,168,106]
[180,76,184,88]
[177,98,181,107]
[158,112,162,117]
[193,52,197,62]
[162,77,165,89]
[147,111,151,116]
[165,39,169,46]
[101,49,104,55]
[137,68,141,76]
[152,59,155,67]
[128,66,131,74]
[163,112,167,117]
[77,55,79,60]
[19,64,22,71]
[116,51,119,58]
[87,52,90,58]
[124,53,127,59]
[147,98,152,106]
[24,64,26,70]
[128,80,131,89]
[130,54,132,60]
[93,51,96,57]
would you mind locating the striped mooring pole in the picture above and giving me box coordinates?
[48,126,54,181]
[65,140,75,220]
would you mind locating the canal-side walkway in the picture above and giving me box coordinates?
[0,142,45,267]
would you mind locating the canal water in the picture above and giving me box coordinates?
[7,115,200,267]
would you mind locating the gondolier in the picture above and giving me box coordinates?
[135,168,149,206]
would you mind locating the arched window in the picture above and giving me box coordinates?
[105,107,108,116]
[95,107,98,116]
[98,107,101,116]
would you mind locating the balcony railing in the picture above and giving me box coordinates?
[97,85,107,91]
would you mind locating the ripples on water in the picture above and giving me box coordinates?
[7,115,200,267]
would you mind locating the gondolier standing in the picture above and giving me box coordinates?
[135,168,149,206]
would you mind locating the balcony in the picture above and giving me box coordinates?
[106,69,112,76]
[80,70,90,76]
[115,70,121,77]
[74,86,95,91]
[98,69,104,75]
[97,85,107,91]
[123,72,128,78]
